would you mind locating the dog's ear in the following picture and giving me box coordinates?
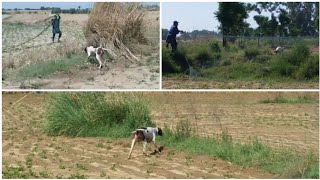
[84,47,87,53]
[97,47,102,55]
[157,127,163,136]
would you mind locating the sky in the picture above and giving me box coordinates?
[162,2,272,32]
[2,2,159,10]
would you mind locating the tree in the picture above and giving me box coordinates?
[278,9,290,37]
[215,2,248,47]
[254,15,270,35]
[270,13,278,36]
[248,2,318,36]
[316,3,319,32]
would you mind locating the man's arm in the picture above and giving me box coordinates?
[175,27,184,34]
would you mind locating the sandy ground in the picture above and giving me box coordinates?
[145,92,319,152]
[2,11,160,89]
[2,93,275,178]
[162,76,319,89]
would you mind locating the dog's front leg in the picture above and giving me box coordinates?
[153,140,161,154]
[128,138,136,159]
[96,56,102,68]
[143,141,149,156]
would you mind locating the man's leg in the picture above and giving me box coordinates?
[58,32,62,42]
[166,39,170,48]
[52,33,55,43]
[171,39,177,53]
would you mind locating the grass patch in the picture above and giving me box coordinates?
[2,164,39,178]
[17,54,85,80]
[260,95,318,104]
[158,120,319,178]
[45,92,154,137]
[162,40,319,83]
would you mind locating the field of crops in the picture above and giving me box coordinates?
[2,10,159,89]
[2,92,318,178]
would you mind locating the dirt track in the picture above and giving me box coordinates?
[2,93,276,178]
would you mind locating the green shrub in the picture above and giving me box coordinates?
[288,43,310,66]
[256,54,271,64]
[159,120,319,178]
[194,47,213,68]
[162,48,181,74]
[209,42,221,53]
[222,60,232,66]
[45,92,154,137]
[270,55,296,76]
[244,48,260,60]
[17,55,84,80]
[260,95,317,104]
[295,55,319,80]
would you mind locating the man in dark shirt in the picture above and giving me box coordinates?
[166,21,184,53]
[51,14,62,42]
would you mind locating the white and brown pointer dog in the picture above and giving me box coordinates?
[84,45,106,68]
[128,127,163,159]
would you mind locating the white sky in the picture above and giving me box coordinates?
[162,2,273,32]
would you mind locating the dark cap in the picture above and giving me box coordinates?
[173,21,179,24]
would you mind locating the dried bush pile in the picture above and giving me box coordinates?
[85,2,147,61]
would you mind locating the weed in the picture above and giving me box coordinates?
[39,171,50,178]
[45,92,154,137]
[39,150,47,159]
[25,155,33,168]
[17,55,85,80]
[69,173,86,179]
[100,171,106,177]
[260,95,317,104]
[96,142,104,148]
[159,119,319,178]
[59,164,66,169]
[76,163,87,171]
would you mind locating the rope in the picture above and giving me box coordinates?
[3,16,54,51]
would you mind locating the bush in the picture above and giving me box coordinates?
[45,92,154,137]
[270,55,296,76]
[162,48,181,74]
[194,47,213,68]
[209,42,221,53]
[244,48,260,60]
[159,120,319,178]
[288,43,310,66]
[174,119,195,140]
[295,55,319,80]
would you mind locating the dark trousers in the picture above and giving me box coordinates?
[52,32,62,40]
[52,27,62,42]
[166,38,177,53]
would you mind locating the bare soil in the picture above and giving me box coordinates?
[2,11,159,89]
[162,76,319,89]
[2,93,276,178]
[146,92,319,152]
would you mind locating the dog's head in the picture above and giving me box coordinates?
[157,127,163,136]
[97,47,103,55]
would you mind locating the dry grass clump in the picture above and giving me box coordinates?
[84,2,148,61]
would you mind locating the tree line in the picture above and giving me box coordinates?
[215,2,319,47]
